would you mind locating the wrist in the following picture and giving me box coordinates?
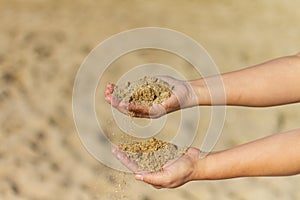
[189,79,211,106]
[191,151,212,180]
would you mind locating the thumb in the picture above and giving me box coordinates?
[135,171,168,185]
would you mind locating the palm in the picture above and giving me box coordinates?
[105,76,197,118]
[112,146,201,188]
[141,147,201,188]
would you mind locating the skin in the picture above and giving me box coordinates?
[105,53,300,188]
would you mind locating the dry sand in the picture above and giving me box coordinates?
[113,76,173,107]
[1,0,300,200]
[120,138,187,171]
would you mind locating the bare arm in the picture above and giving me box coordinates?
[109,54,300,188]
[105,53,300,117]
[193,53,300,106]
[133,129,300,188]
[199,129,300,180]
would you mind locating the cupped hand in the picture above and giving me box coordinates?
[105,76,198,118]
[112,146,203,189]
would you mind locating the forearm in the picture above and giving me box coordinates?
[190,53,300,106]
[196,129,300,180]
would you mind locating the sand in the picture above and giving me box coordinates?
[1,0,300,200]
[119,138,187,171]
[113,76,173,107]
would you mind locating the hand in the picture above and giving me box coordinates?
[105,76,198,118]
[112,146,203,189]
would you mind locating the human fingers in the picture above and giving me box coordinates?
[106,83,115,90]
[127,104,151,118]
[134,170,173,188]
[112,145,139,172]
[152,185,163,189]
[104,83,148,117]
[149,104,167,118]
[105,83,115,95]
[160,93,181,113]
[127,102,167,119]
[105,90,131,115]
[134,173,163,189]
[104,83,115,104]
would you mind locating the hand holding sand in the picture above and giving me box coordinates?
[105,76,198,118]
[112,142,203,189]
[106,54,300,189]
[133,147,202,189]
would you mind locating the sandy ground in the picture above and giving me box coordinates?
[1,0,300,199]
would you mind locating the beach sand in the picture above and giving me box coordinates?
[0,0,300,199]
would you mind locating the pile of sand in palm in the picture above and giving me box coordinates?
[113,77,184,171]
[119,138,187,172]
[112,76,173,107]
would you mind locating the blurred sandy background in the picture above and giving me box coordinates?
[1,0,300,199]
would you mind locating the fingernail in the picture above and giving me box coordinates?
[117,153,122,160]
[135,174,143,181]
[111,147,116,154]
